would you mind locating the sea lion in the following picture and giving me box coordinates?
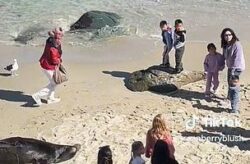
[127,65,205,93]
[0,137,81,164]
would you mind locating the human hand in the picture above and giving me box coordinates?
[179,26,185,31]
[231,68,236,76]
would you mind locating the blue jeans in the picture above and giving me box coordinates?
[227,68,241,112]
[227,68,242,85]
[229,85,240,112]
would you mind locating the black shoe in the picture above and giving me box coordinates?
[175,68,183,74]
[165,64,170,68]
[230,110,240,114]
[160,63,170,68]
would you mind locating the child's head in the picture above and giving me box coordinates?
[207,43,217,54]
[160,20,168,31]
[131,141,145,156]
[98,145,113,164]
[151,114,170,137]
[175,19,183,31]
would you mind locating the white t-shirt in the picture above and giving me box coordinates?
[131,156,145,164]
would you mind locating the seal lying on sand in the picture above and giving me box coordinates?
[0,137,81,164]
[127,65,205,93]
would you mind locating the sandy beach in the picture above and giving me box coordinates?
[0,37,249,163]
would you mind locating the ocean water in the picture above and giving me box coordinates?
[0,0,250,46]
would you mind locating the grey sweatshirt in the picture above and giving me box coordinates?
[223,41,245,71]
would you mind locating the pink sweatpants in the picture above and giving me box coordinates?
[205,72,219,94]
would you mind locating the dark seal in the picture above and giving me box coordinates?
[0,137,81,164]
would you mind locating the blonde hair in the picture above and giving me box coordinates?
[150,114,170,138]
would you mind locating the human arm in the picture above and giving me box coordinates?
[145,130,152,158]
[203,55,209,72]
[219,54,225,71]
[231,42,244,71]
[177,27,186,42]
[50,47,61,65]
[179,31,186,42]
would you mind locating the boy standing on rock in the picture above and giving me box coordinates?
[160,20,173,68]
[173,19,186,73]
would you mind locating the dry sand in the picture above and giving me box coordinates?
[0,38,249,163]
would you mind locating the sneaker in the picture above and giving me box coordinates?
[32,94,42,106]
[165,63,170,68]
[47,98,61,104]
[230,110,240,114]
[160,63,170,68]
[175,68,183,74]
[212,89,219,95]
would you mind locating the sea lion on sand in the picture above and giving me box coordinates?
[0,137,81,164]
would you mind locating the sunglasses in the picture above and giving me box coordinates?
[224,34,232,37]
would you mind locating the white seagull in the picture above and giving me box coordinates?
[4,59,19,76]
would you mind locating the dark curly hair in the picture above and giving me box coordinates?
[220,28,239,48]
[98,145,113,164]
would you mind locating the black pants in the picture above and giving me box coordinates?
[175,46,185,70]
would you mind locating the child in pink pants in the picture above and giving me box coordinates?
[204,43,225,97]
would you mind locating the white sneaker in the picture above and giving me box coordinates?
[212,89,219,95]
[47,98,61,104]
[32,94,42,106]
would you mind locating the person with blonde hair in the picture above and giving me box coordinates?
[145,114,175,159]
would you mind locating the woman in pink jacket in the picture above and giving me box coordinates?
[32,27,64,106]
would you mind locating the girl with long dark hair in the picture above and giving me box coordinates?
[220,28,245,113]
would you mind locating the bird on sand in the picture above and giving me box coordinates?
[4,59,19,76]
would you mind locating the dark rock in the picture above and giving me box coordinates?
[127,65,205,93]
[70,10,121,31]
[0,137,81,164]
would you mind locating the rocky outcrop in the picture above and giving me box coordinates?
[127,65,205,93]
[70,10,121,31]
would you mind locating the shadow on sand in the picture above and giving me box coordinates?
[192,100,229,113]
[102,65,175,89]
[159,89,229,113]
[102,71,130,88]
[103,69,228,113]
[0,89,36,107]
[201,125,250,138]
[0,73,11,77]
